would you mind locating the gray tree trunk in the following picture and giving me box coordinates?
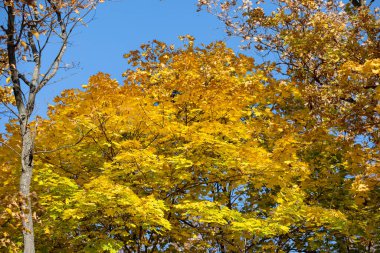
[20,124,35,253]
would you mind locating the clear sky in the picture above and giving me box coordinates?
[1,0,245,132]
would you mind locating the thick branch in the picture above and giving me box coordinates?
[6,5,27,123]
[18,73,33,87]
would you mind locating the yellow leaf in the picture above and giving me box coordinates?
[6,76,11,84]
[31,30,39,40]
[20,40,28,49]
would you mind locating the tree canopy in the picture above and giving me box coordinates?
[1,0,379,252]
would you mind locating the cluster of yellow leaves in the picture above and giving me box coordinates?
[1,11,379,247]
[204,0,380,250]
[0,40,348,252]
[0,125,23,251]
[0,86,16,105]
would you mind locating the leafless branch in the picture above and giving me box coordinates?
[1,102,20,119]
[17,73,32,87]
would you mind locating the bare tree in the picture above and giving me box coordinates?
[0,0,101,252]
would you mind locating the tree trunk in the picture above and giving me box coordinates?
[20,123,35,253]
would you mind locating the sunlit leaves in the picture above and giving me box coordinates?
[1,25,378,251]
[199,0,380,250]
[8,40,350,251]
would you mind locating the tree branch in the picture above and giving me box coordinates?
[34,127,94,154]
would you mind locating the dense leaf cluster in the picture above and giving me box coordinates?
[1,0,379,252]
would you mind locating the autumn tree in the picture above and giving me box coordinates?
[0,38,354,252]
[198,0,380,251]
[0,1,378,249]
[0,0,101,252]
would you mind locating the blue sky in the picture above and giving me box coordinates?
[1,0,245,132]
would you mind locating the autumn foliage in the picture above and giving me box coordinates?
[1,0,379,252]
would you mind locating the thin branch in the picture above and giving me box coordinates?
[363,84,379,89]
[34,127,94,154]
[38,0,68,90]
[39,2,96,90]
[1,102,20,119]
[39,25,53,52]
[0,140,21,157]
[14,5,26,48]
[142,133,160,149]
[0,25,7,32]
